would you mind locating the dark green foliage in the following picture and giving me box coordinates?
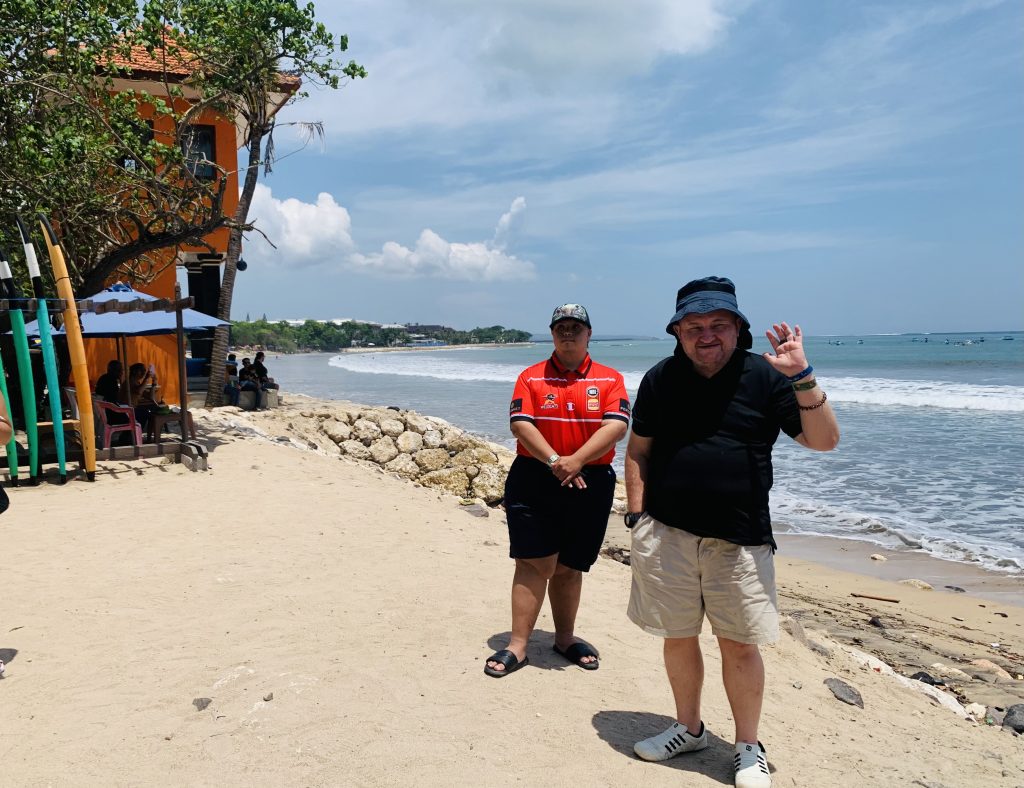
[228,320,533,352]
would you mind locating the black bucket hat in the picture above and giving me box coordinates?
[666,276,753,349]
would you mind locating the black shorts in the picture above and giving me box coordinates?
[503,456,616,572]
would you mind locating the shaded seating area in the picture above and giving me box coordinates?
[66,387,143,450]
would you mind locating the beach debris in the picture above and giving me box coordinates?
[986,706,1007,726]
[909,672,943,686]
[995,611,1009,617]
[263,692,274,702]
[898,579,933,590]
[969,659,1013,682]
[600,546,630,566]
[929,663,972,682]
[1001,704,1024,733]
[869,553,887,561]
[192,697,212,711]
[808,640,833,658]
[792,681,803,689]
[965,702,988,719]
[944,585,966,593]
[840,647,967,718]
[483,540,499,547]
[824,678,864,708]
[783,617,808,645]
[460,503,489,518]
[850,592,900,603]
[868,616,885,628]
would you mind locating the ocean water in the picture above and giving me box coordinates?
[265,332,1024,575]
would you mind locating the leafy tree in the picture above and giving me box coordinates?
[0,2,233,293]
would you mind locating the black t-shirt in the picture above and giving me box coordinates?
[95,372,121,403]
[631,346,802,547]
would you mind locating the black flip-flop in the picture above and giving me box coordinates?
[552,642,600,670]
[484,649,530,678]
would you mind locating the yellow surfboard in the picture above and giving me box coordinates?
[38,215,96,481]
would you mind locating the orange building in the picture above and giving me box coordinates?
[81,40,298,404]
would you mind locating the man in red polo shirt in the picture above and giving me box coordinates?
[484,304,630,678]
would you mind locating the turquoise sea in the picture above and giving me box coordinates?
[265,331,1024,575]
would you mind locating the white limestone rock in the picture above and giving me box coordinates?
[418,468,470,497]
[422,429,443,449]
[395,430,424,454]
[379,417,406,438]
[352,418,383,445]
[404,412,432,435]
[323,419,352,444]
[898,579,933,590]
[384,453,421,480]
[414,448,450,472]
[471,464,506,504]
[452,447,499,466]
[340,440,372,461]
[369,436,400,464]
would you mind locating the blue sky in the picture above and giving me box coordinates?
[223,0,1023,336]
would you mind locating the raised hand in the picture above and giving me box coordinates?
[763,322,810,377]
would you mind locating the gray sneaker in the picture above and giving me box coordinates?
[633,721,707,762]
[734,741,771,787]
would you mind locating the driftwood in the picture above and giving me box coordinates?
[851,592,900,604]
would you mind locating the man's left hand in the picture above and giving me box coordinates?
[551,454,587,488]
[763,322,810,377]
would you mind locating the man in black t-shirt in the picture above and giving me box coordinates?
[624,277,839,788]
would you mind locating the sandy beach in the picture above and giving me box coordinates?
[3,394,1023,787]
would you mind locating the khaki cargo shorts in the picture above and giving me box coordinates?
[627,514,779,645]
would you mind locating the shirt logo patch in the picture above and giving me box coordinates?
[510,398,523,414]
[587,398,600,412]
[619,398,631,415]
[587,386,599,397]
[566,402,575,411]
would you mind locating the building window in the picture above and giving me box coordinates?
[182,124,217,180]
[121,120,154,172]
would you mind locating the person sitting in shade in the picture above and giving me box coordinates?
[95,359,124,404]
[237,359,264,410]
[251,351,279,390]
[223,359,241,407]
[127,362,164,431]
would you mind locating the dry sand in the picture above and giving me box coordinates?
[3,397,1023,787]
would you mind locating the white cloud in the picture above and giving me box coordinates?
[286,0,743,137]
[244,184,355,266]
[243,186,534,281]
[350,197,535,281]
[436,0,738,83]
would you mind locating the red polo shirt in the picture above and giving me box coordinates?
[509,352,630,465]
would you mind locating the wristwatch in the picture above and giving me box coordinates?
[546,454,560,468]
[624,511,645,529]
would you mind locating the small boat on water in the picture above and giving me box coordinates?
[1003,335,1015,340]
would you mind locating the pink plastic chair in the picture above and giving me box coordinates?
[94,400,144,449]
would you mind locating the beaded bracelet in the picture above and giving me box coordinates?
[792,379,818,392]
[788,365,814,382]
[798,391,828,411]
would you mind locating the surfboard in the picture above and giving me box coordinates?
[37,214,96,481]
[16,216,67,482]
[0,318,20,485]
[0,248,40,483]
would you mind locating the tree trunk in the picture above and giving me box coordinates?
[203,128,264,408]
